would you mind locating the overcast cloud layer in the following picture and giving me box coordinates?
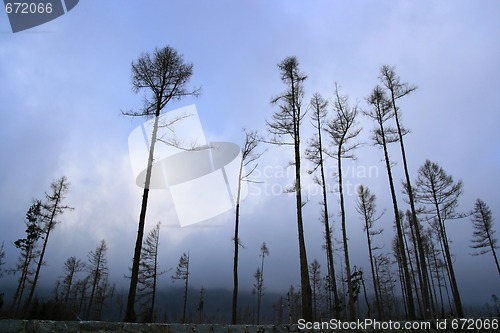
[1,0,499,307]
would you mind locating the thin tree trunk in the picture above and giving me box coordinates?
[232,155,245,324]
[125,106,161,322]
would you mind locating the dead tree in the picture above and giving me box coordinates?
[123,46,200,322]
[326,84,361,320]
[414,160,464,317]
[305,93,340,317]
[470,198,499,275]
[365,86,416,320]
[232,130,262,324]
[266,56,312,321]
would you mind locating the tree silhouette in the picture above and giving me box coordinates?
[470,198,499,275]
[26,176,72,312]
[172,252,190,323]
[305,93,340,318]
[266,56,312,321]
[232,129,262,324]
[123,46,200,322]
[10,200,43,316]
[86,240,108,320]
[356,185,384,319]
[365,86,416,320]
[326,83,361,320]
[137,222,165,322]
[414,160,464,317]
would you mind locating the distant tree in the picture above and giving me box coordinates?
[10,200,43,316]
[309,259,321,320]
[266,56,312,321]
[86,240,108,320]
[26,176,72,311]
[232,129,262,324]
[253,242,269,324]
[137,222,165,322]
[365,86,416,320]
[356,185,384,319]
[197,287,205,323]
[61,256,85,307]
[305,93,340,317]
[172,252,190,323]
[123,46,200,322]
[0,242,5,279]
[326,83,361,320]
[470,198,499,275]
[414,160,464,317]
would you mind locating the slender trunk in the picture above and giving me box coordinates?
[291,78,312,322]
[338,152,356,320]
[485,228,500,275]
[232,156,245,324]
[433,198,464,317]
[26,184,63,311]
[86,255,102,320]
[182,254,189,323]
[378,120,415,320]
[402,221,422,317]
[364,216,382,319]
[317,124,340,318]
[125,104,161,322]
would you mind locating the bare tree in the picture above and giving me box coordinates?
[62,256,85,307]
[137,222,165,322]
[356,185,384,319]
[326,83,361,320]
[232,130,262,324]
[379,65,432,319]
[123,46,200,322]
[254,242,269,324]
[26,176,72,311]
[305,93,340,317]
[197,287,205,323]
[172,252,190,323]
[470,198,499,275]
[414,160,464,317]
[86,240,108,320]
[266,56,312,320]
[365,86,416,320]
[309,259,321,320]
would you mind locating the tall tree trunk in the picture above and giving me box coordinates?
[433,198,464,317]
[125,106,161,322]
[379,128,416,320]
[338,153,356,320]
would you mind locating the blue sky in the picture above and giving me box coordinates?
[1,0,499,309]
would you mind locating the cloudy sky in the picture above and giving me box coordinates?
[1,0,499,309]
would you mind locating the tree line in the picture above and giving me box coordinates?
[0,45,498,323]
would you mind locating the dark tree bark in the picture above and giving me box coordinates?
[123,46,199,322]
[266,56,312,321]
